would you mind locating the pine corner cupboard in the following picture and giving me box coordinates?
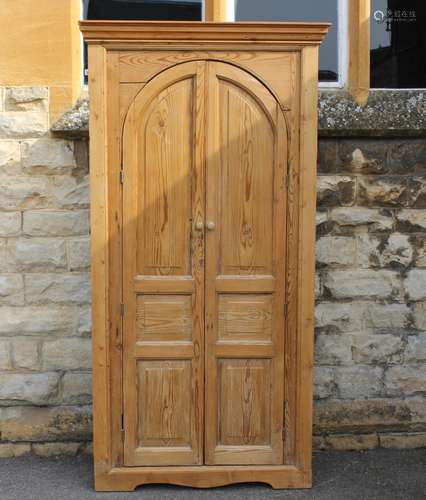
[80,21,329,491]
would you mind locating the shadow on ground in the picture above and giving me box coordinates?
[0,449,425,500]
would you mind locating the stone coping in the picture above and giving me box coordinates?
[51,89,426,138]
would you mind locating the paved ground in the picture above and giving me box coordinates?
[0,449,425,500]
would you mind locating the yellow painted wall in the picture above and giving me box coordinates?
[0,0,82,120]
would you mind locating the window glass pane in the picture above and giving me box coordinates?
[371,0,426,88]
[235,0,339,82]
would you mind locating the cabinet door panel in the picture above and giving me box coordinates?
[122,62,205,466]
[205,62,287,465]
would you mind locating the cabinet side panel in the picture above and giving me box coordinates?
[88,43,111,476]
[296,45,319,477]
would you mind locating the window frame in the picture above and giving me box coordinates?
[227,0,348,89]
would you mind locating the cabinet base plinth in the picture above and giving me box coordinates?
[94,465,312,491]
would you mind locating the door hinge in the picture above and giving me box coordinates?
[119,167,124,184]
[121,414,125,441]
[120,303,125,317]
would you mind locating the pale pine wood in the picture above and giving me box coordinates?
[122,61,205,467]
[204,61,286,466]
[205,0,227,22]
[295,46,319,479]
[118,51,296,109]
[80,21,331,44]
[348,0,370,105]
[82,21,327,491]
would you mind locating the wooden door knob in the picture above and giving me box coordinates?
[206,221,216,230]
[194,221,204,231]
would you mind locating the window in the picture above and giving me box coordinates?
[232,0,347,86]
[82,0,204,82]
[371,0,426,88]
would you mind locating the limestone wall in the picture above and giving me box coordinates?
[0,85,425,457]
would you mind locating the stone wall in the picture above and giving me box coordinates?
[0,87,92,457]
[0,86,425,457]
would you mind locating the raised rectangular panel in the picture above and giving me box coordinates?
[136,295,192,342]
[218,294,272,341]
[218,359,271,446]
[137,360,192,447]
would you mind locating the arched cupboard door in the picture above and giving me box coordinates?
[122,60,288,467]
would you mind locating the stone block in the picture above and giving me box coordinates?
[21,139,76,174]
[405,334,426,363]
[352,334,403,364]
[387,139,426,174]
[320,433,379,451]
[32,442,82,457]
[363,303,410,330]
[408,176,426,208]
[68,238,91,271]
[0,372,59,405]
[23,210,89,237]
[0,240,7,273]
[11,338,39,370]
[379,432,426,449]
[339,139,387,174]
[315,302,364,333]
[77,306,91,335]
[62,372,92,404]
[386,365,426,396]
[8,238,66,271]
[358,176,408,207]
[314,367,336,399]
[0,140,20,174]
[0,306,77,335]
[0,274,24,305]
[4,86,48,111]
[0,405,92,442]
[414,237,426,267]
[317,139,338,173]
[315,273,322,299]
[0,176,50,210]
[51,175,89,209]
[336,366,383,399]
[316,236,356,266]
[317,176,356,207]
[357,233,413,269]
[315,333,352,365]
[0,340,11,370]
[42,338,91,370]
[0,443,31,458]
[0,212,21,237]
[330,207,393,232]
[413,302,426,330]
[395,209,426,232]
[0,111,47,138]
[405,269,426,300]
[324,270,400,300]
[25,273,91,305]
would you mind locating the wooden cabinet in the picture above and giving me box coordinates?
[81,21,329,491]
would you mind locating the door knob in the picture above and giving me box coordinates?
[206,221,216,231]
[194,221,204,231]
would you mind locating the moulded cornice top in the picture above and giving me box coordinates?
[79,21,330,45]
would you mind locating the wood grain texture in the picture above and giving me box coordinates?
[204,61,286,466]
[84,21,325,491]
[80,21,331,44]
[118,51,296,109]
[122,62,205,467]
[348,0,370,105]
